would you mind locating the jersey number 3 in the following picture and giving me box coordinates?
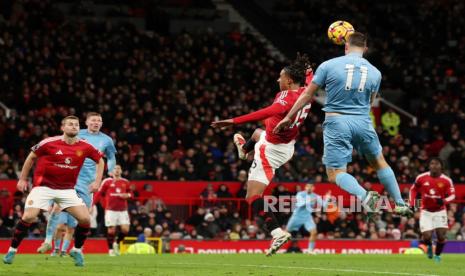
[345,64,368,92]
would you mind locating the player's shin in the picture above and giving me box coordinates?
[107,231,115,249]
[73,224,90,249]
[243,139,256,153]
[335,172,367,201]
[435,240,446,256]
[45,212,60,244]
[377,167,405,205]
[117,232,127,245]
[11,219,32,249]
[248,195,281,235]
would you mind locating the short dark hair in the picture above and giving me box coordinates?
[86,112,101,119]
[348,32,367,47]
[61,115,79,125]
[429,157,444,168]
[283,52,311,85]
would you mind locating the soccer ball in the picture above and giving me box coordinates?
[327,21,355,45]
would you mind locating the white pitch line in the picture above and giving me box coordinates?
[164,262,440,276]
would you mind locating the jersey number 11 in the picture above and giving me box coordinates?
[345,64,368,92]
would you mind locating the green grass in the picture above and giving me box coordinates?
[1,253,462,276]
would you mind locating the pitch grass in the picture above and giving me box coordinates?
[1,253,463,276]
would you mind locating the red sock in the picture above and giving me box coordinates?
[11,219,32,248]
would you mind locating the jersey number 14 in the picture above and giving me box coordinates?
[345,64,368,92]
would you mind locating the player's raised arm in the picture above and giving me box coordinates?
[17,151,37,192]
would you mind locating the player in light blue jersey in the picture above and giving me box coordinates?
[38,112,117,254]
[274,32,412,218]
[287,184,329,254]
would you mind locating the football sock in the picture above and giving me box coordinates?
[435,241,446,256]
[11,219,31,248]
[335,173,367,201]
[248,195,280,233]
[243,139,256,153]
[45,212,60,244]
[54,237,62,250]
[309,241,315,251]
[74,224,90,249]
[117,232,127,244]
[62,239,71,252]
[377,167,405,205]
[107,232,115,249]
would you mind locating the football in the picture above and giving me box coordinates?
[327,20,355,45]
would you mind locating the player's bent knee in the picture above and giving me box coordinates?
[252,129,263,141]
[76,215,90,225]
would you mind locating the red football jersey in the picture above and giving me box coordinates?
[32,136,102,189]
[409,172,455,212]
[264,88,311,144]
[99,177,131,211]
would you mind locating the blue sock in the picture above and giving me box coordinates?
[62,239,71,253]
[54,238,61,250]
[45,213,60,244]
[335,173,367,201]
[377,167,405,205]
[309,241,315,251]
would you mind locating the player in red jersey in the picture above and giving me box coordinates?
[409,158,455,263]
[96,165,131,256]
[211,53,313,256]
[2,116,104,267]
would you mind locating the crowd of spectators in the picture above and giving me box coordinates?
[1,0,465,243]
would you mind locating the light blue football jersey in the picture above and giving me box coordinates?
[293,191,326,218]
[75,129,116,193]
[312,52,382,115]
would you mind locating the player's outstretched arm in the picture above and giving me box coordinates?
[211,104,285,129]
[273,83,319,133]
[17,151,37,192]
[211,119,234,129]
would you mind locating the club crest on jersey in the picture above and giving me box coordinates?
[65,157,72,164]
[28,200,33,205]
[76,150,83,157]
[55,150,63,155]
[437,182,444,188]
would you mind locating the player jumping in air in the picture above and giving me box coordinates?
[274,32,413,218]
[2,116,104,266]
[96,165,132,256]
[211,53,313,256]
[37,112,116,255]
[286,183,330,254]
[409,158,455,262]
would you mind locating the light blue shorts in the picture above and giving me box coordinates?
[57,212,78,228]
[322,115,382,169]
[287,215,316,232]
[75,177,93,208]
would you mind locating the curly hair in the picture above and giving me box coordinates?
[283,52,311,86]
